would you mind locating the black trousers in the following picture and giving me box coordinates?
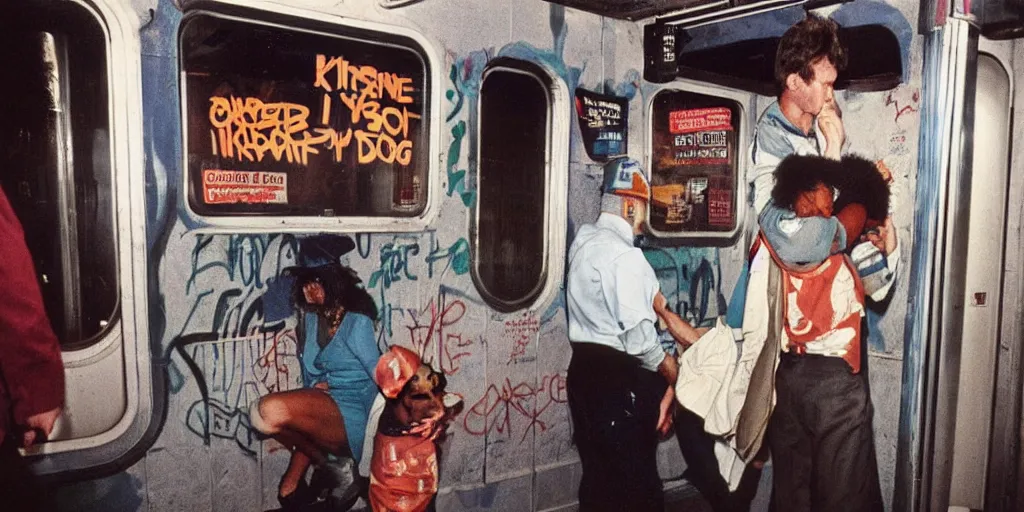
[567,343,665,512]
[0,434,52,512]
[768,353,883,512]
[675,408,764,512]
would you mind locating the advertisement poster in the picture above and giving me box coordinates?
[668,107,732,134]
[650,93,739,235]
[706,176,733,227]
[669,107,732,165]
[574,88,628,161]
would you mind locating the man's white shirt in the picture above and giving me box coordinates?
[567,213,664,371]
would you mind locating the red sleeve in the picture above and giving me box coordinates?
[835,203,867,251]
[0,187,65,425]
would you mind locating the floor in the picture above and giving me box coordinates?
[664,482,715,512]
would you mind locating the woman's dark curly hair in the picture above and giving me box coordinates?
[285,263,378,321]
[772,154,890,223]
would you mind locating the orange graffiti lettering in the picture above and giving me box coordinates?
[313,127,354,162]
[210,56,421,167]
[355,131,413,166]
[314,53,415,104]
[208,96,330,165]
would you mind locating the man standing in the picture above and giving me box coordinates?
[749,14,897,512]
[750,13,849,214]
[567,157,702,511]
[0,185,65,512]
[751,13,897,304]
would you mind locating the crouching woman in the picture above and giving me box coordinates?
[249,263,381,508]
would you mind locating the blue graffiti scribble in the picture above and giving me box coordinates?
[376,293,403,346]
[186,234,298,294]
[643,247,721,327]
[451,50,490,105]
[445,121,476,207]
[608,69,642,101]
[438,284,487,307]
[446,63,466,123]
[368,237,421,289]
[498,42,582,93]
[540,289,566,325]
[357,233,373,259]
[426,236,470,278]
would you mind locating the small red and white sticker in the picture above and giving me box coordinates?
[202,169,287,204]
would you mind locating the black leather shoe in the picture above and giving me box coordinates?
[310,461,360,511]
[278,477,318,510]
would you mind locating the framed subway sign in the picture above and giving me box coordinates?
[180,10,432,222]
[647,87,745,240]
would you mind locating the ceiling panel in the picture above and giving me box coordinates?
[545,0,716,20]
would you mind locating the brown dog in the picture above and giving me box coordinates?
[369,347,462,512]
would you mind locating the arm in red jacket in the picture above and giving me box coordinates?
[0,186,64,444]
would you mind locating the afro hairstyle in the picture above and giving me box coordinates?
[771,154,890,224]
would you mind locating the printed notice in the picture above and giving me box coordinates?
[707,186,732,227]
[202,169,288,204]
[574,88,629,161]
[649,91,739,235]
[668,107,733,134]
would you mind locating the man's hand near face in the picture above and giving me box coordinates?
[818,101,845,160]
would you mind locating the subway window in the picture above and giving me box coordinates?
[0,4,117,349]
[180,12,431,218]
[472,61,552,312]
[649,89,742,238]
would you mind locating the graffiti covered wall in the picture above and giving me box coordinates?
[49,0,924,511]
[93,0,663,510]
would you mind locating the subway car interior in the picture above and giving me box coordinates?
[1,0,1023,510]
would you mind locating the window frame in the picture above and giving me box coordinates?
[644,80,749,242]
[470,58,569,313]
[32,28,122,352]
[24,0,150,472]
[177,8,442,234]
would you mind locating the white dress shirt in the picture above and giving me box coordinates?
[567,213,664,371]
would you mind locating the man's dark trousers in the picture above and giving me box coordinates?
[769,353,883,512]
[567,342,665,512]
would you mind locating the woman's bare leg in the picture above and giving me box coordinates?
[279,450,312,497]
[255,388,350,452]
[272,428,330,466]
[252,388,354,496]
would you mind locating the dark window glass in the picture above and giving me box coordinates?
[181,13,431,217]
[650,90,741,235]
[473,65,549,311]
[0,4,117,348]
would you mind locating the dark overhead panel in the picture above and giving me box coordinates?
[643,2,912,95]
[676,24,903,96]
[543,0,720,21]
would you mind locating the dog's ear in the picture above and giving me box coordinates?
[433,371,448,393]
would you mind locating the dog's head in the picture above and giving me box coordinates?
[376,346,461,430]
[394,363,448,426]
